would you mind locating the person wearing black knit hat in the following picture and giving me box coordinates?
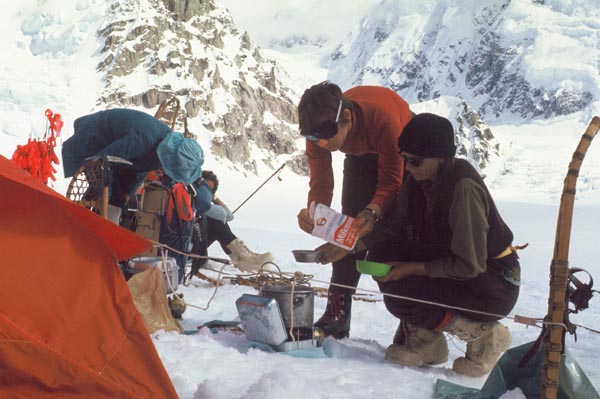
[319,113,521,377]
[398,112,456,158]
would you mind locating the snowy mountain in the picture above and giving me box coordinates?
[221,0,600,201]
[2,0,528,180]
[97,0,302,172]
[224,0,600,120]
[2,0,300,174]
[325,0,600,120]
[2,0,600,189]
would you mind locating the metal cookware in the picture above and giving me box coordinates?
[292,249,323,263]
[260,284,315,328]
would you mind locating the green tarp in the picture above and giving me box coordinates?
[434,341,599,399]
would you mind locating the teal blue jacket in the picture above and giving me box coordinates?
[62,108,172,178]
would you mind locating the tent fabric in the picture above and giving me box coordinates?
[0,155,178,398]
[1,155,152,260]
[433,341,599,399]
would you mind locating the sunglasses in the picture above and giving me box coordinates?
[401,154,424,167]
[304,99,343,142]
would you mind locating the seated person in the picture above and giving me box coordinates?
[191,170,274,273]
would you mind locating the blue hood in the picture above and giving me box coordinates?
[156,132,204,184]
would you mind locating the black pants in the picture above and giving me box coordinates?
[206,217,237,252]
[191,215,237,269]
[374,251,520,329]
[329,154,379,295]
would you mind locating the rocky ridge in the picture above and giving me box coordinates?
[93,0,511,175]
[453,100,499,170]
[412,96,500,171]
[95,0,300,172]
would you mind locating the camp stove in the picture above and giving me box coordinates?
[236,285,323,352]
[125,256,179,294]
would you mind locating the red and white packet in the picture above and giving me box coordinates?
[309,203,360,251]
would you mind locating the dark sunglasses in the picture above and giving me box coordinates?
[304,99,343,142]
[401,154,424,167]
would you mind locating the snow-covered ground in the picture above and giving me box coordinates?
[1,0,599,398]
[149,195,600,399]
[147,116,600,398]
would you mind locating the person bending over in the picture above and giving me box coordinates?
[62,108,204,209]
[296,81,413,339]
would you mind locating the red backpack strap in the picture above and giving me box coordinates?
[166,183,194,224]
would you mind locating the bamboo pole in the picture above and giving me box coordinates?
[541,117,600,399]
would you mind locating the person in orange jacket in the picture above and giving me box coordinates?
[296,81,413,338]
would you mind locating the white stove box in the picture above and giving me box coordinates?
[235,294,288,346]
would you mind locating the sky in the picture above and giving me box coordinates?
[1,0,599,398]
[217,0,378,49]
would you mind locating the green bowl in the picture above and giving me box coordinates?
[356,260,391,277]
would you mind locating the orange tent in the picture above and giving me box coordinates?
[0,155,179,398]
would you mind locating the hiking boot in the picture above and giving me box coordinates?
[385,321,449,367]
[314,291,352,339]
[226,239,274,272]
[444,316,511,377]
[168,294,186,319]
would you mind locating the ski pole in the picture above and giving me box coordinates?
[232,162,285,214]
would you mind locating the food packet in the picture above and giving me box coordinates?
[309,203,360,251]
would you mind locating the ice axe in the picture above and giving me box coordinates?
[232,162,286,214]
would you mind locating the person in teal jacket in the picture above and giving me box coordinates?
[62,108,206,209]
[63,108,212,284]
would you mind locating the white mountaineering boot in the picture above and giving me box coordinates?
[444,316,512,377]
[226,238,274,272]
[385,320,449,367]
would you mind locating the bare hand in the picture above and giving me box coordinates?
[374,261,426,283]
[213,197,225,207]
[314,242,350,264]
[297,208,313,234]
[353,209,376,237]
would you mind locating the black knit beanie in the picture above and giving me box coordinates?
[397,113,456,158]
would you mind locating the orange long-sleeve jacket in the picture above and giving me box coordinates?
[306,86,412,215]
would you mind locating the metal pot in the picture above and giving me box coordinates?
[260,285,314,328]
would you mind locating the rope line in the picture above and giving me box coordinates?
[147,243,598,335]
[156,246,229,311]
